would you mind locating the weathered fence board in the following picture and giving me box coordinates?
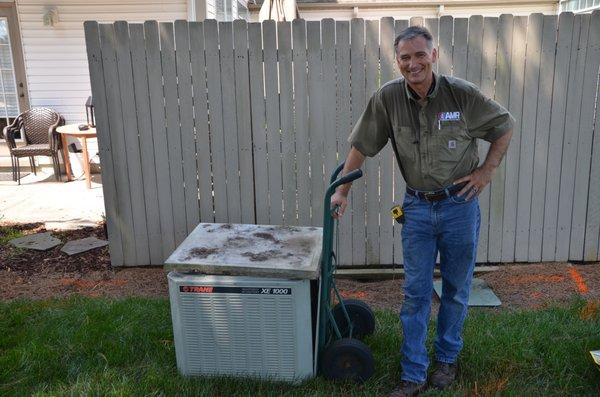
[570,13,598,259]
[204,21,228,223]
[423,18,438,74]
[174,21,201,234]
[219,22,243,224]
[160,23,188,246]
[84,21,124,266]
[307,20,324,228]
[488,14,513,263]
[543,13,574,261]
[115,21,150,265]
[293,20,311,227]
[584,11,600,261]
[278,21,297,226]
[189,22,214,224]
[502,15,526,263]
[144,21,176,257]
[528,15,557,262]
[476,16,498,263]
[556,14,588,261]
[365,19,380,265]
[247,22,269,225]
[86,13,600,267]
[379,17,395,266]
[466,15,484,263]
[99,24,137,265]
[453,18,468,79]
[129,24,162,265]
[335,20,353,267]
[516,13,543,262]
[233,20,255,225]
[350,18,367,265]
[438,16,453,76]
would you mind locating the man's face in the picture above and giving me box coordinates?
[395,36,437,86]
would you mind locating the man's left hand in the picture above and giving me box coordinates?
[453,165,495,200]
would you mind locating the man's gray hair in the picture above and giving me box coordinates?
[394,26,434,52]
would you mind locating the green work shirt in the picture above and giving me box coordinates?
[348,74,515,191]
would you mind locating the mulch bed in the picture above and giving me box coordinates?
[1,222,598,310]
[0,223,111,275]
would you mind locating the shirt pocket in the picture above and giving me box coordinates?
[392,125,418,163]
[433,125,470,163]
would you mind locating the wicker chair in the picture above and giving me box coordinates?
[2,108,65,184]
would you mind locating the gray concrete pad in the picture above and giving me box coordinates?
[434,277,501,307]
[10,231,62,251]
[165,223,323,279]
[61,237,108,255]
[0,170,104,229]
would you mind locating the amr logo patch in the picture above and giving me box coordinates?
[438,111,461,121]
[448,140,457,149]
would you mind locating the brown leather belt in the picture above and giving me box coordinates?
[406,182,467,202]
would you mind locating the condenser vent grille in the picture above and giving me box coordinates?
[178,293,297,379]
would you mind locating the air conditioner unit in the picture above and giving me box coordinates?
[168,273,315,382]
[165,223,323,383]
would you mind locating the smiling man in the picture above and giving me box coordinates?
[331,26,514,396]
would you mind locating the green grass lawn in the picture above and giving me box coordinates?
[1,297,599,396]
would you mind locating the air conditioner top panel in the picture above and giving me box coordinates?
[165,223,323,279]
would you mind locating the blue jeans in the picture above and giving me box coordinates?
[399,190,480,383]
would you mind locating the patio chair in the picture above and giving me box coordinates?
[2,107,65,184]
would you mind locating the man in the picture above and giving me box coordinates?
[331,26,513,396]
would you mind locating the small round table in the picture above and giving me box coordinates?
[56,124,97,189]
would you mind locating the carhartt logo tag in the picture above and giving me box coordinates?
[448,140,457,149]
[438,111,461,121]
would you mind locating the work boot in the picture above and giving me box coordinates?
[430,361,458,389]
[389,380,427,397]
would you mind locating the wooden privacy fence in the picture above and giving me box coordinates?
[84,12,600,268]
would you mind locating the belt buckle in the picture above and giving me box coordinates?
[424,191,438,201]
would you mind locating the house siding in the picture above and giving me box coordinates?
[16,0,188,124]
[0,0,187,170]
[250,2,558,21]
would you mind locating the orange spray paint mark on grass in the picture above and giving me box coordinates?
[567,267,588,294]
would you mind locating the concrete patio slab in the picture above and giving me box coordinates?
[10,231,62,251]
[61,237,108,255]
[0,170,104,229]
[434,277,502,307]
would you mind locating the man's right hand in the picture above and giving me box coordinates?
[330,190,348,219]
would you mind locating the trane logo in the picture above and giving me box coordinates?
[179,285,292,295]
[180,286,213,293]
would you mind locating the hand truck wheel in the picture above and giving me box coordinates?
[332,299,376,340]
[320,337,375,383]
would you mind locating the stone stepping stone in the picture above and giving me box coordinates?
[10,232,62,251]
[434,277,501,307]
[61,237,108,256]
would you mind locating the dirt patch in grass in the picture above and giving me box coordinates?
[0,223,598,310]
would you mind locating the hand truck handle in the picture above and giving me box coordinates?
[329,162,346,185]
[332,169,363,190]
